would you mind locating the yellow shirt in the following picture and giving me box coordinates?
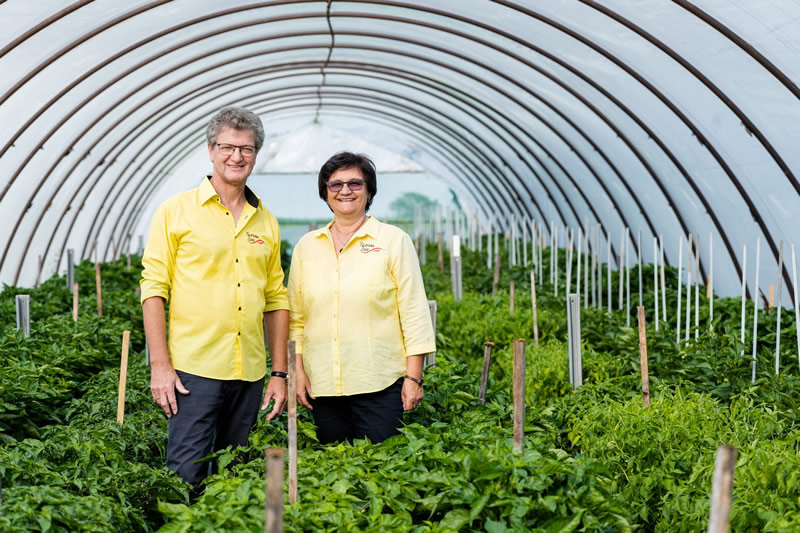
[288,217,435,396]
[140,177,289,381]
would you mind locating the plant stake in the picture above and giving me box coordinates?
[792,245,800,372]
[653,238,659,331]
[676,235,683,343]
[530,270,539,347]
[607,234,612,313]
[637,306,650,408]
[66,248,75,289]
[513,338,526,452]
[708,233,713,330]
[740,244,747,356]
[695,234,700,340]
[567,294,583,389]
[509,281,515,315]
[492,254,501,298]
[437,232,444,273]
[95,261,103,317]
[707,445,737,533]
[451,235,462,302]
[660,236,667,321]
[685,235,693,342]
[117,331,130,424]
[73,282,79,322]
[426,301,437,367]
[479,342,494,404]
[16,294,31,338]
[775,241,784,375]
[637,231,643,307]
[264,448,284,533]
[752,238,761,383]
[288,341,298,504]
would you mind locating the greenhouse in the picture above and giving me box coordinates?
[2,1,800,531]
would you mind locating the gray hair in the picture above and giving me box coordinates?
[205,106,265,151]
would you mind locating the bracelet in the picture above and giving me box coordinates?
[404,375,424,387]
[270,371,288,379]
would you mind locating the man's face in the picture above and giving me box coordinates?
[208,127,257,187]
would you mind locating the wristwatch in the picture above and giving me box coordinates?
[404,375,424,387]
[270,371,288,379]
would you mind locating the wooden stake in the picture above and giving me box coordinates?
[437,232,444,273]
[117,331,130,424]
[95,261,103,317]
[707,445,737,533]
[509,281,515,315]
[479,342,494,404]
[288,341,298,505]
[72,282,79,322]
[264,448,284,533]
[530,270,539,347]
[492,253,501,297]
[768,284,774,309]
[512,339,526,452]
[637,307,650,408]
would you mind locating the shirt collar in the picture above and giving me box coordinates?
[315,216,380,239]
[199,176,260,208]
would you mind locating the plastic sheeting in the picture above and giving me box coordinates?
[0,0,799,301]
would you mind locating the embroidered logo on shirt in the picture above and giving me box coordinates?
[247,232,265,245]
[360,242,383,253]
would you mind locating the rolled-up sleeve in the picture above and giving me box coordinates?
[140,203,175,304]
[392,233,436,356]
[287,241,305,354]
[263,215,289,312]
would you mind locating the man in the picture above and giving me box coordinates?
[140,107,289,492]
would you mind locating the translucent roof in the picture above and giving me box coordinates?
[1,0,799,301]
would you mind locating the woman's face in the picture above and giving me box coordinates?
[326,167,369,219]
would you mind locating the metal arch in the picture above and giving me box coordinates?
[109,99,516,257]
[0,0,93,59]
[674,0,800,102]
[494,0,785,297]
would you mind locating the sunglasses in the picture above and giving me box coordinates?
[326,179,365,192]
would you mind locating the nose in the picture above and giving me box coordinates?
[229,147,244,161]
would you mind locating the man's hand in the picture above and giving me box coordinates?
[261,376,287,420]
[150,362,190,418]
[401,377,424,411]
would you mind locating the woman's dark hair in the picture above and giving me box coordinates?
[318,151,377,212]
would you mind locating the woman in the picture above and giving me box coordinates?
[287,151,435,444]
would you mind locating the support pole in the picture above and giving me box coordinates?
[479,342,494,405]
[437,232,444,273]
[637,307,650,408]
[66,248,75,290]
[288,341,298,505]
[793,245,800,373]
[95,261,103,317]
[72,282,79,322]
[752,238,761,383]
[512,339,526,453]
[707,445,738,533]
[16,294,31,337]
[264,449,284,533]
[567,294,583,389]
[653,238,659,331]
[509,281,515,315]
[740,245,747,357]
[775,241,784,375]
[426,301,437,367]
[451,235,462,302]
[117,331,130,424]
[677,235,684,343]
[530,270,539,347]
[492,253,501,298]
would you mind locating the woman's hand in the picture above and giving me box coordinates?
[401,377,424,411]
[295,354,315,409]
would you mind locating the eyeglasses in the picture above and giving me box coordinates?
[215,143,256,157]
[327,179,365,192]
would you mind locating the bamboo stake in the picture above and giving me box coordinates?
[509,281,515,315]
[73,282,79,322]
[768,285,774,309]
[792,245,800,372]
[437,232,444,273]
[492,254,501,298]
[740,245,747,357]
[479,342,494,404]
[653,238,659,331]
[95,261,103,317]
[775,241,784,375]
[288,341,297,504]
[677,235,684,343]
[752,238,761,383]
[513,339,526,453]
[264,448,284,533]
[637,307,650,408]
[707,445,737,533]
[117,331,130,424]
[637,230,643,307]
[530,270,539,347]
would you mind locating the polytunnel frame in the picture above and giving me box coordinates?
[1,1,796,297]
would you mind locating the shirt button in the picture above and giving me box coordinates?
[238,331,241,336]
[237,283,241,287]
[236,258,239,263]
[225,212,229,216]
[238,306,242,311]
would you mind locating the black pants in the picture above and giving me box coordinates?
[310,378,404,444]
[167,371,264,490]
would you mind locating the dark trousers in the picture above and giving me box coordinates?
[310,378,404,444]
[167,370,264,491]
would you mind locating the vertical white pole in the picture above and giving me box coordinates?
[626,228,631,327]
[565,233,573,297]
[709,233,714,331]
[487,217,493,270]
[685,235,693,342]
[607,232,612,313]
[637,230,643,307]
[775,240,784,375]
[550,221,555,286]
[660,236,667,321]
[584,229,589,308]
[740,244,747,356]
[676,235,683,344]
[554,226,559,296]
[538,222,543,285]
[576,229,582,303]
[523,218,528,267]
[792,244,800,372]
[695,235,700,340]
[618,228,625,310]
[654,237,659,331]
[752,238,761,382]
